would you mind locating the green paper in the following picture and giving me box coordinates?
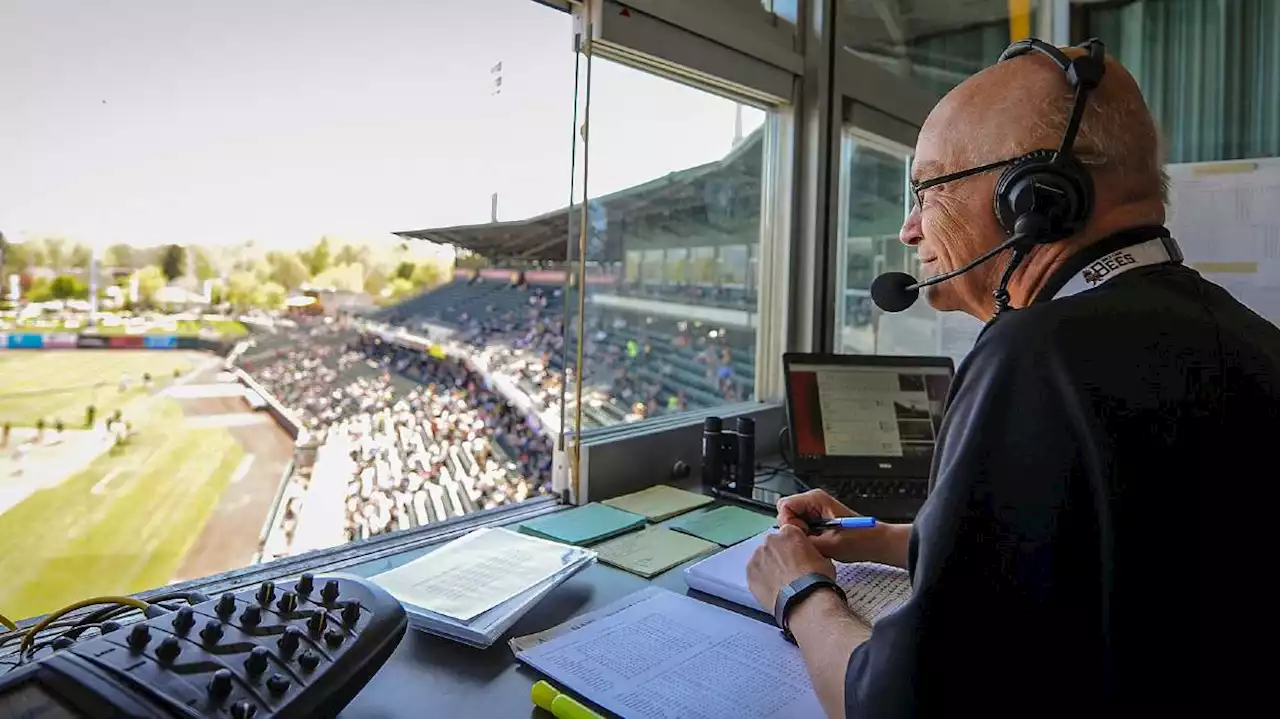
[518,503,647,546]
[601,485,713,522]
[668,505,776,547]
[593,526,719,578]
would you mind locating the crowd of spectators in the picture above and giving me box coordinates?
[376,280,751,427]
[241,319,553,543]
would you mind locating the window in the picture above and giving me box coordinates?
[0,0,573,622]
[625,250,642,283]
[691,247,718,285]
[565,56,768,429]
[842,0,1043,98]
[641,249,665,286]
[665,248,689,285]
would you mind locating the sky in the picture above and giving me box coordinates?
[1,0,765,251]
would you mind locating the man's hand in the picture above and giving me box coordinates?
[746,525,837,612]
[777,489,913,569]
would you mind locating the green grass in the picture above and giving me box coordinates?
[0,351,202,427]
[0,401,243,621]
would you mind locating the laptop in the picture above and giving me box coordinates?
[782,353,955,522]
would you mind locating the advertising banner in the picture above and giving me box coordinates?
[109,335,146,349]
[44,332,79,349]
[145,335,177,349]
[77,334,109,348]
[7,333,44,349]
[175,336,203,350]
[0,333,7,349]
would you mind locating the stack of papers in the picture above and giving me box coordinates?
[518,502,647,546]
[683,531,912,626]
[601,484,713,521]
[372,527,595,648]
[516,586,825,718]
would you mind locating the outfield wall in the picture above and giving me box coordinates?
[0,333,234,354]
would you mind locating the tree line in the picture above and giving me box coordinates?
[0,235,451,310]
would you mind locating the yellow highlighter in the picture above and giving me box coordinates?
[532,680,606,719]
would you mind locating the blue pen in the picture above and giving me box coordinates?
[807,516,877,531]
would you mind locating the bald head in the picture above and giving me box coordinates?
[923,47,1167,207]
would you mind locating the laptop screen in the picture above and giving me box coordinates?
[784,354,954,478]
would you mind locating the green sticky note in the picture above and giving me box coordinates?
[668,505,775,547]
[519,503,647,546]
[593,526,720,578]
[601,485,714,522]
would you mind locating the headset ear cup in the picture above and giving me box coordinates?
[993,150,1094,239]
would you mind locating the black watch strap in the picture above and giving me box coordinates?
[774,573,842,644]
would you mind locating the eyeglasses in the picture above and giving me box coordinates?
[910,157,1019,209]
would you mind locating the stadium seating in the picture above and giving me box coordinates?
[371,278,757,427]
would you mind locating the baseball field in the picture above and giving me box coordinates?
[0,350,248,622]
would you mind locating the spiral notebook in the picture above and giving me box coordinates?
[682,531,912,626]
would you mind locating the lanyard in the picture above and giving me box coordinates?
[1049,236,1183,301]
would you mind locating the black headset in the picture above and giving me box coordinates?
[992,38,1106,242]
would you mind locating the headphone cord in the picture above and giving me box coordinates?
[993,247,1031,316]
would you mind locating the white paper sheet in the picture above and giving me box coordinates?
[517,588,824,719]
[374,527,586,621]
[684,531,912,626]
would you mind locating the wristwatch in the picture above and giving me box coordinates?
[774,573,843,644]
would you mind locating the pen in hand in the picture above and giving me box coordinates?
[805,516,876,532]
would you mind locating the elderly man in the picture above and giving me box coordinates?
[749,40,1278,714]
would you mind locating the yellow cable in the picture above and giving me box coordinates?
[0,613,16,632]
[18,597,149,658]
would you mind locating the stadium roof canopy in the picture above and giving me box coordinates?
[395,129,763,263]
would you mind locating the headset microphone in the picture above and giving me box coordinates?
[871,231,1034,313]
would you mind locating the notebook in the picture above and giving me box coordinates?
[601,484,713,521]
[373,527,596,648]
[668,505,776,546]
[591,526,719,578]
[516,587,824,718]
[519,502,647,546]
[683,530,912,626]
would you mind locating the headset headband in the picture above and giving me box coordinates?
[998,38,1106,161]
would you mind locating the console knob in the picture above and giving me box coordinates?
[215,592,237,618]
[100,620,122,635]
[208,668,234,700]
[277,626,303,657]
[156,636,181,665]
[171,607,195,634]
[341,600,361,625]
[297,649,320,672]
[52,636,75,650]
[255,581,275,606]
[245,646,270,676]
[240,604,263,627]
[230,701,258,719]
[266,673,291,695]
[306,612,326,636]
[324,629,344,648]
[321,579,341,604]
[126,623,151,651]
[200,619,223,645]
[295,573,314,596]
[276,591,298,613]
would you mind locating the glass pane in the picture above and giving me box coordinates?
[837,131,986,364]
[0,0,570,622]
[568,56,767,429]
[1075,0,1280,163]
[842,0,1041,97]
